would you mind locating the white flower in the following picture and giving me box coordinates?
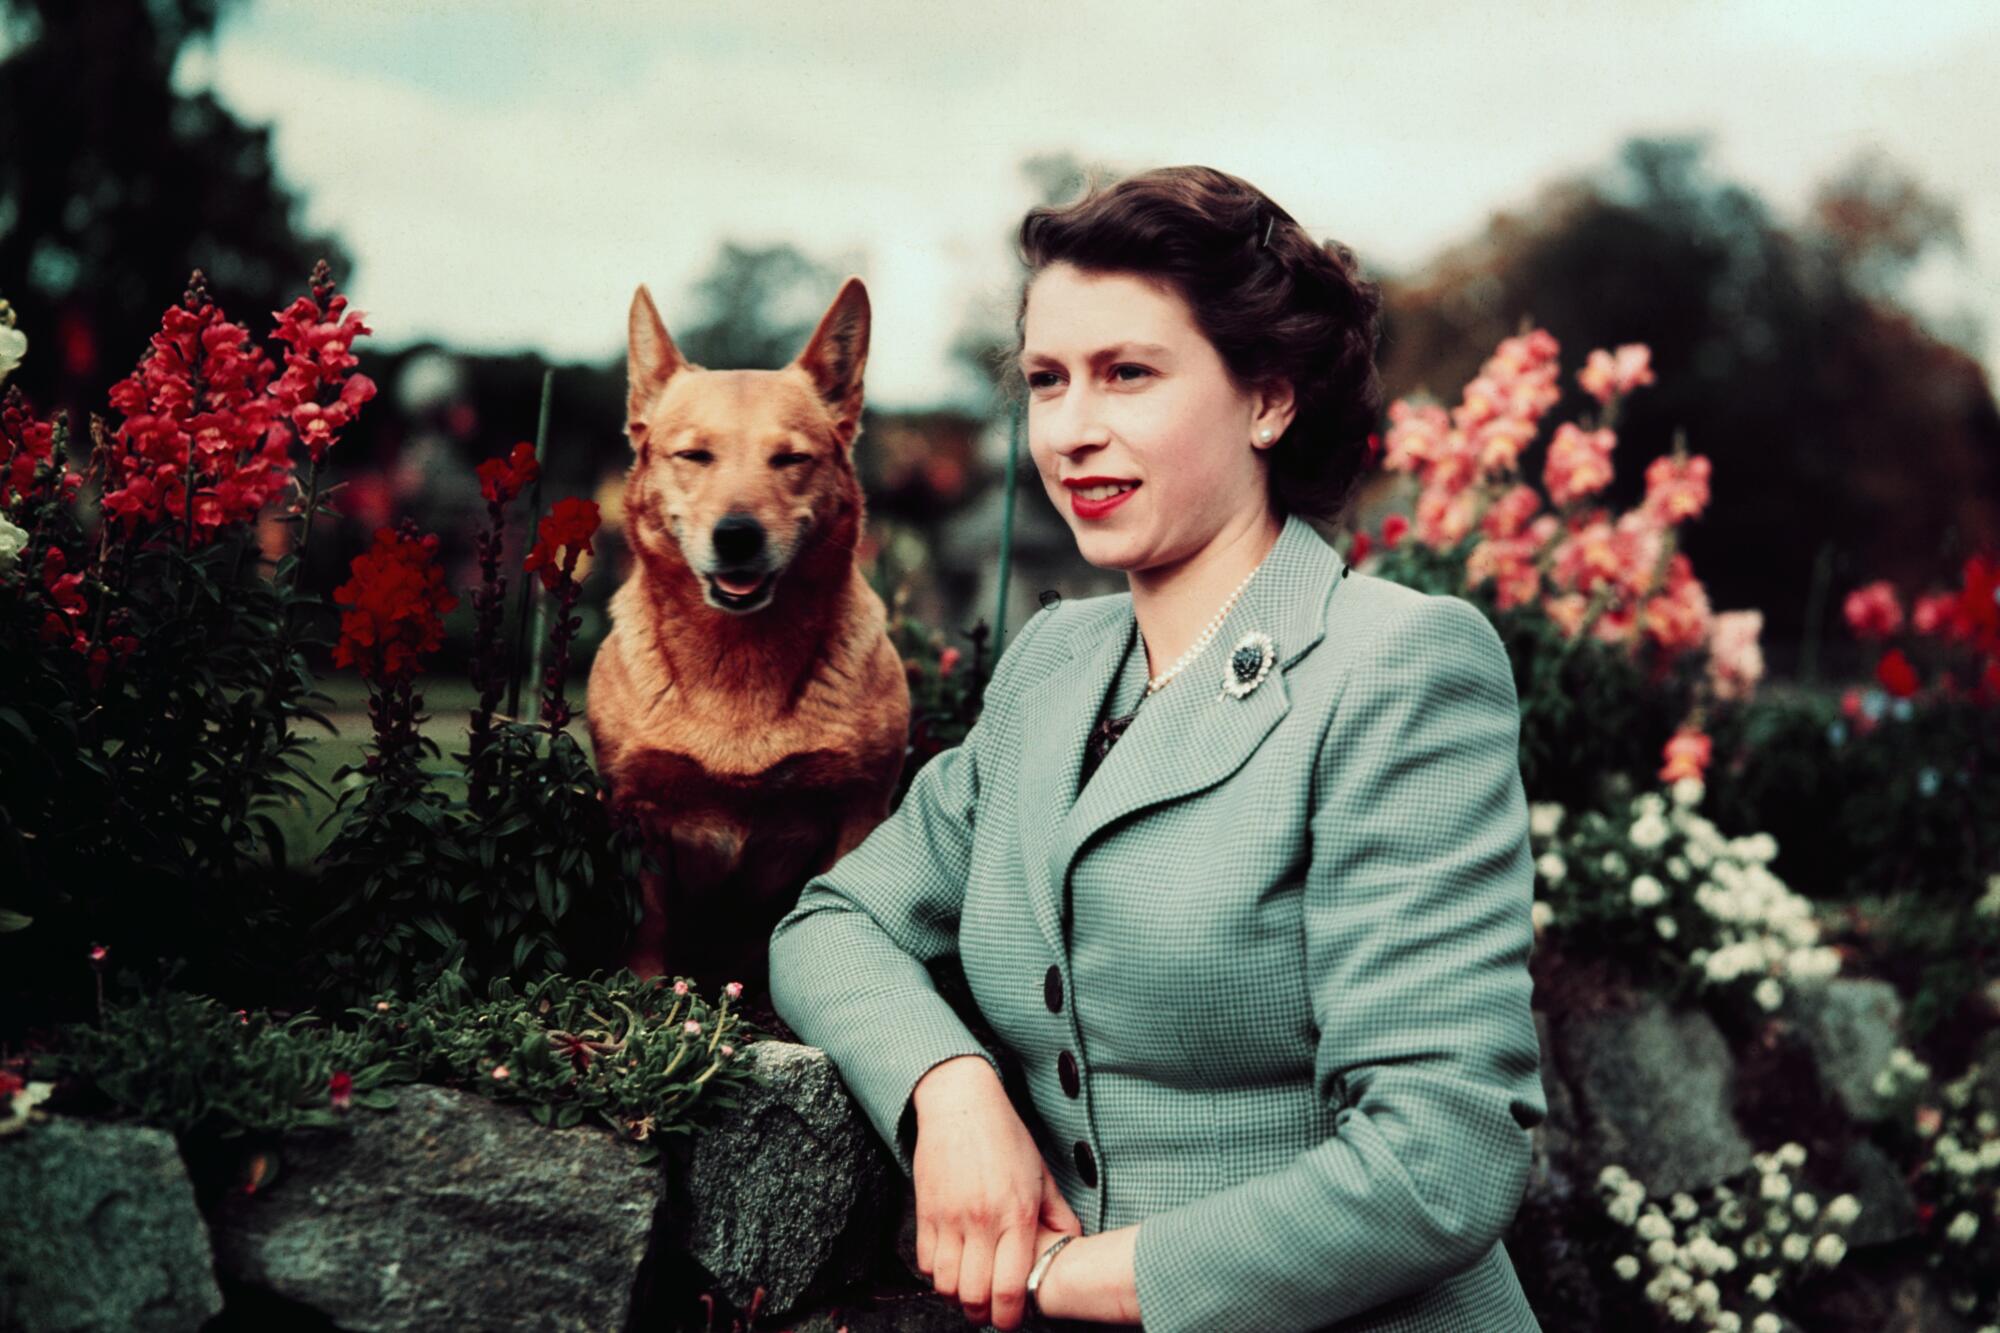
[1656,915,1679,940]
[1760,1171,1791,1202]
[1670,1192,1699,1222]
[1631,874,1667,908]
[1716,1315,1742,1333]
[1671,776,1705,808]
[1812,1233,1846,1266]
[1754,977,1785,1011]
[1781,1232,1810,1261]
[1530,802,1565,839]
[1601,850,1629,877]
[0,324,26,383]
[1536,852,1567,885]
[1747,1272,1777,1301]
[1824,1194,1861,1227]
[1629,814,1670,850]
[1743,1233,1772,1261]
[1637,1211,1676,1242]
[1667,855,1692,881]
[1947,1210,1980,1244]
[1779,1141,1807,1168]
[1531,900,1554,933]
[1791,1192,1818,1221]
[1753,1312,1783,1333]
[1693,1278,1721,1312]
[0,513,28,574]
[1647,1237,1678,1266]
[1613,1254,1641,1280]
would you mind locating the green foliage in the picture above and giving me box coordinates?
[0,454,335,1026]
[886,609,994,806]
[306,720,651,1013]
[35,960,763,1169]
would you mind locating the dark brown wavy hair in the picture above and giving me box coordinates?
[1009,164,1384,525]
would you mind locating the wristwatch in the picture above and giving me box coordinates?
[1025,1233,1077,1317]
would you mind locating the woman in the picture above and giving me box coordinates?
[768,165,1546,1333]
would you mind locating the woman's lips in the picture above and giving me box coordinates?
[1069,482,1140,519]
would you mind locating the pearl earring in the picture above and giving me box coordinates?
[1258,428,1273,442]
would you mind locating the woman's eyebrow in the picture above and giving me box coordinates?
[1017,341,1171,369]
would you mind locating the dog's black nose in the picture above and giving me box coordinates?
[712,513,767,565]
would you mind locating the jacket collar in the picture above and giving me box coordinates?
[1014,511,1349,961]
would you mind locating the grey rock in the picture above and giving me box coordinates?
[1785,978,1904,1123]
[1551,996,1755,1196]
[0,1115,224,1333]
[1838,1138,1919,1248]
[1526,1010,1582,1205]
[668,1040,898,1320]
[206,1082,663,1332]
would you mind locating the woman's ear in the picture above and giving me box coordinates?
[1252,377,1297,449]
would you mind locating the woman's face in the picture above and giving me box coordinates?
[1019,262,1291,576]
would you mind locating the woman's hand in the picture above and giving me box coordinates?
[911,1055,1083,1330]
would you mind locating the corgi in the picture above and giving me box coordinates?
[586,277,911,1002]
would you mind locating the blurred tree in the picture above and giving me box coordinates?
[0,0,348,426]
[673,240,846,372]
[1378,135,1999,680]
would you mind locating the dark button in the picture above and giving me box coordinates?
[1044,964,1063,1013]
[1058,1050,1080,1098]
[1073,1140,1098,1187]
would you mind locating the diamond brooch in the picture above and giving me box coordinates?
[1221,630,1276,699]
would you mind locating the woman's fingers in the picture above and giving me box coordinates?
[957,1227,993,1323]
[930,1225,964,1302]
[986,1219,1038,1330]
[1041,1166,1083,1235]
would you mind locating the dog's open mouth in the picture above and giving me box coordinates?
[706,569,775,610]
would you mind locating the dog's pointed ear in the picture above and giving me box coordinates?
[793,276,870,449]
[628,283,686,446]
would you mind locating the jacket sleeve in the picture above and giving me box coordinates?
[767,604,1054,1180]
[1131,595,1547,1333]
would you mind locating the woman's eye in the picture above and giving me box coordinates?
[1112,364,1153,381]
[1025,371,1058,390]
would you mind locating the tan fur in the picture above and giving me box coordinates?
[587,277,910,995]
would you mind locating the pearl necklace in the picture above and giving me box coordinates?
[1142,554,1267,697]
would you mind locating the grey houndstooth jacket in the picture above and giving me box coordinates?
[768,511,1547,1333]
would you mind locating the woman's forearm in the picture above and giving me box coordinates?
[1040,1225,1142,1325]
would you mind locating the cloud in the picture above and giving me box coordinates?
[175,0,2000,404]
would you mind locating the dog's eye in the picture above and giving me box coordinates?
[772,453,814,468]
[673,450,713,464]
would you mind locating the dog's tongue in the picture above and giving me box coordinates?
[716,573,762,595]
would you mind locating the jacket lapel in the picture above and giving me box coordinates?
[1013,512,1348,961]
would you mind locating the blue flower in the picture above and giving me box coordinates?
[1890,698,1914,722]
[1917,767,1940,798]
[1826,720,1849,748]
[1860,689,1888,722]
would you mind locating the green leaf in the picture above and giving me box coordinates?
[0,909,34,933]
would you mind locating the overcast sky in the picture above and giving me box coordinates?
[170,0,2000,409]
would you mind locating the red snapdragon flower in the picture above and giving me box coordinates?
[476,442,540,505]
[523,497,600,592]
[0,387,64,508]
[1842,580,1903,640]
[1659,726,1712,783]
[332,525,459,684]
[269,263,376,465]
[102,275,287,541]
[1875,647,1920,699]
[328,1069,353,1112]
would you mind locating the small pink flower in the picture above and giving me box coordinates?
[1381,513,1409,550]
[684,1019,702,1036]
[938,646,961,677]
[1914,1105,1943,1137]
[1842,580,1903,640]
[328,1070,353,1111]
[88,943,108,965]
[492,1064,511,1081]
[724,981,744,1001]
[719,1044,735,1058]
[233,1009,249,1025]
[673,980,689,996]
[375,1000,391,1012]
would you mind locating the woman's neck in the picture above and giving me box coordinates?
[1128,509,1282,680]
